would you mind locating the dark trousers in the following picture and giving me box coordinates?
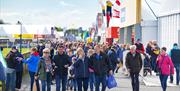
[6,70,16,91]
[151,57,157,71]
[130,72,139,91]
[16,71,23,89]
[95,75,107,91]
[29,71,40,91]
[170,64,180,85]
[55,75,67,91]
[159,74,168,91]
[76,78,89,91]
[41,72,52,91]
[89,72,95,91]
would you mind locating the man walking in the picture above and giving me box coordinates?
[90,45,113,91]
[126,45,143,91]
[169,43,180,85]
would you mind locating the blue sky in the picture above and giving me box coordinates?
[0,0,101,28]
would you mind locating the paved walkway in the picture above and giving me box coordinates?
[20,69,180,91]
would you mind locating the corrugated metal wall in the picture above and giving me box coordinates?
[158,13,180,52]
[141,20,158,45]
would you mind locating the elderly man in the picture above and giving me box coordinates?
[126,45,142,91]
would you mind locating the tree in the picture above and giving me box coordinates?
[55,27,63,32]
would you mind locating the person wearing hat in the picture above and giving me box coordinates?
[5,46,23,91]
[157,47,174,91]
[169,43,180,85]
[53,45,71,91]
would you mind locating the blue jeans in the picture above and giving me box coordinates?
[130,72,139,91]
[41,72,52,91]
[89,73,95,91]
[29,71,40,91]
[159,74,168,91]
[55,75,67,91]
[76,78,89,91]
[95,75,107,91]
[6,70,16,91]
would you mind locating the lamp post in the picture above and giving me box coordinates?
[17,21,22,53]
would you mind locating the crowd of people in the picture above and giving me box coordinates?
[0,39,180,91]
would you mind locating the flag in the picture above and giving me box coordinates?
[102,5,106,16]
[115,0,121,6]
[106,0,113,17]
[0,50,7,68]
[106,12,111,27]
[113,0,121,18]
[113,9,120,18]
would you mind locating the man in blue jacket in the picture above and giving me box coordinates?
[169,43,180,85]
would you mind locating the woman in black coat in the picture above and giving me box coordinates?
[74,48,90,91]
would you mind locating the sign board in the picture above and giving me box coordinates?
[34,34,46,38]
[120,0,141,27]
[13,34,34,39]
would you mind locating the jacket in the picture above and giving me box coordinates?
[135,43,145,53]
[90,52,112,76]
[23,52,40,72]
[5,51,19,69]
[125,51,142,73]
[74,56,90,78]
[15,51,24,72]
[36,57,52,80]
[157,54,174,75]
[53,53,71,76]
[170,47,180,65]
[108,49,119,70]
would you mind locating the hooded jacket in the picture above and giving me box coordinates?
[23,52,40,72]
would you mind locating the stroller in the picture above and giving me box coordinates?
[143,54,152,76]
[67,66,77,91]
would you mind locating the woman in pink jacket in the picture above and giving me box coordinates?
[157,47,174,91]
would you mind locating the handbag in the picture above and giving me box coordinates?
[107,75,117,89]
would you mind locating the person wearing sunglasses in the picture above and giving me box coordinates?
[35,48,53,91]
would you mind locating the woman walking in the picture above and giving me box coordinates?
[157,47,174,91]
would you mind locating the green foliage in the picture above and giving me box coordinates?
[55,27,63,32]
[65,28,79,36]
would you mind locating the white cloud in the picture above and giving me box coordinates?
[1,9,94,29]
[59,0,74,7]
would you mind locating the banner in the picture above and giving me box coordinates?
[13,34,34,39]
[113,9,120,18]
